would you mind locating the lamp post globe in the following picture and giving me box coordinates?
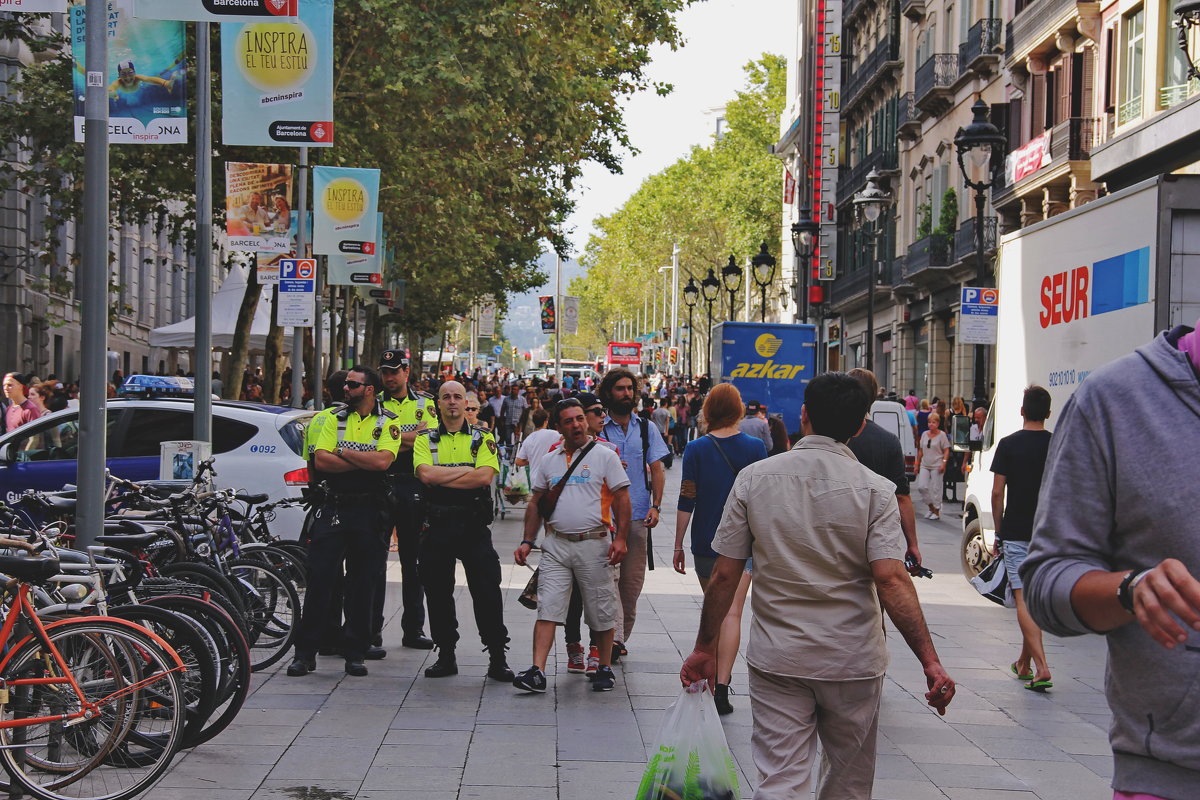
[750,242,777,323]
[721,255,743,321]
[683,277,699,378]
[790,206,819,322]
[701,267,721,378]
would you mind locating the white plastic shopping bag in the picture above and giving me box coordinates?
[634,679,740,800]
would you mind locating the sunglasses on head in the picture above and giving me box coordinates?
[556,398,582,411]
[344,380,366,389]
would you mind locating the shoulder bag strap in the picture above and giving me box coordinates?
[639,416,651,491]
[705,433,740,475]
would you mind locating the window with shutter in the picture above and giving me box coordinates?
[1104,27,1116,112]
[1071,52,1085,118]
[1031,72,1045,137]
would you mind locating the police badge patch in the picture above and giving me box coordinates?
[390,425,401,440]
[486,439,497,454]
[372,427,382,440]
[416,409,423,420]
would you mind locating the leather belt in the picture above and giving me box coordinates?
[550,525,609,542]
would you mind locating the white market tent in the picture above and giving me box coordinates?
[149,263,293,353]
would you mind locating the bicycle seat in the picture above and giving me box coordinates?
[95,532,161,549]
[45,496,77,512]
[103,519,151,535]
[0,554,62,583]
[235,492,269,505]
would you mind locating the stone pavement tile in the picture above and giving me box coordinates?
[881,722,971,747]
[631,693,677,710]
[914,763,1029,791]
[251,780,362,799]
[372,744,468,768]
[146,789,254,800]
[460,788,559,800]
[464,761,559,786]
[208,723,302,745]
[382,728,472,747]
[360,766,462,792]
[941,708,1020,726]
[155,761,273,789]
[268,739,381,780]
[257,673,345,694]
[997,758,1113,798]
[297,705,399,739]
[943,790,1038,800]
[184,743,290,766]
[870,778,950,799]
[962,735,1074,762]
[1071,753,1115,780]
[356,793,457,800]
[1048,736,1112,756]
[388,709,478,730]
[875,753,933,782]
[233,708,319,726]
[894,742,998,767]
[244,692,329,710]
[624,671,690,697]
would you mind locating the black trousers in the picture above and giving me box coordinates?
[419,518,508,652]
[372,481,427,643]
[564,581,596,646]
[294,501,388,661]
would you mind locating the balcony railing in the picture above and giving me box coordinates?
[914,54,958,111]
[1009,0,1076,66]
[898,92,920,135]
[952,217,999,262]
[904,233,951,279]
[836,148,899,206]
[828,258,897,308]
[1049,117,1099,161]
[959,19,1002,74]
[1117,96,1143,126]
[1160,82,1198,109]
[844,34,899,107]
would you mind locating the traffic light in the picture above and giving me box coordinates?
[668,347,679,365]
[512,346,518,357]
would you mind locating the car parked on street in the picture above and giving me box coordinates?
[0,398,315,538]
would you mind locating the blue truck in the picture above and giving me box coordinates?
[711,321,817,433]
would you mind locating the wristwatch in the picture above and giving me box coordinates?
[520,539,536,549]
[1117,569,1150,614]
[650,504,661,511]
[334,446,344,458]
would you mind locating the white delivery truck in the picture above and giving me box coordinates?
[959,174,1200,577]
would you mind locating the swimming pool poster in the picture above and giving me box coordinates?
[312,167,379,256]
[135,0,297,22]
[220,0,334,147]
[327,213,384,285]
[225,162,294,253]
[71,0,188,144]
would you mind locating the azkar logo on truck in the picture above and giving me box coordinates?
[1038,246,1150,329]
[728,334,808,379]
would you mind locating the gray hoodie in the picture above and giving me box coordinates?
[1022,328,1200,799]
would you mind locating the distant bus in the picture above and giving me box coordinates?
[535,359,599,386]
[606,342,641,367]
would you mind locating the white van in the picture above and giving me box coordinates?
[868,400,917,480]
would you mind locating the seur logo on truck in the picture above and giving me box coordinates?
[1038,246,1150,329]
[728,334,807,379]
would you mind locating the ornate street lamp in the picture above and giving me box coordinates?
[721,255,743,321]
[790,207,819,323]
[853,170,891,373]
[954,98,1006,407]
[750,242,777,323]
[701,267,721,378]
[1175,0,1200,80]
[683,276,699,379]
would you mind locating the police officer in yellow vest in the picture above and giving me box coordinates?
[378,349,435,651]
[414,380,514,681]
[288,366,400,678]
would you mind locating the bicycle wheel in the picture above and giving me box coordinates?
[137,577,251,641]
[238,543,306,600]
[0,620,186,800]
[226,558,300,671]
[140,595,252,748]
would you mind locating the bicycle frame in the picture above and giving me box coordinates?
[0,583,185,736]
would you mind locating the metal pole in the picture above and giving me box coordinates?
[671,245,680,374]
[312,256,324,410]
[193,21,212,441]
[973,190,987,406]
[77,0,109,549]
[866,226,878,371]
[760,283,767,323]
[290,147,308,408]
[687,306,694,379]
[706,301,713,378]
[554,253,561,385]
[744,266,751,323]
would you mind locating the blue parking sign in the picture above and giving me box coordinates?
[278,258,316,327]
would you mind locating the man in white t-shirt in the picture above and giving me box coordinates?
[514,407,559,477]
[513,398,631,694]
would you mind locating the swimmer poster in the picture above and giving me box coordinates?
[225,162,294,253]
[220,0,334,147]
[135,0,297,22]
[70,0,188,144]
[312,166,380,256]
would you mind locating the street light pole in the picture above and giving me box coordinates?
[721,255,743,322]
[853,170,892,373]
[671,243,679,372]
[750,242,777,324]
[791,208,818,325]
[683,277,698,380]
[701,268,721,379]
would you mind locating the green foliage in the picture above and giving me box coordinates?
[916,202,933,240]
[565,54,787,359]
[935,188,957,237]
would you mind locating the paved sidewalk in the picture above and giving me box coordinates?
[153,464,1114,800]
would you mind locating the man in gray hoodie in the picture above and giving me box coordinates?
[1022,321,1200,800]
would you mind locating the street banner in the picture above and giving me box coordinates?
[220,0,334,147]
[278,258,316,327]
[561,295,579,336]
[71,0,188,144]
[135,0,297,22]
[1,0,62,11]
[478,296,496,338]
[539,296,556,333]
[312,167,380,255]
[959,286,999,345]
[327,213,385,285]
[225,162,294,253]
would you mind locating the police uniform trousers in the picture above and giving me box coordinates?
[418,516,508,652]
[372,480,427,644]
[294,498,389,661]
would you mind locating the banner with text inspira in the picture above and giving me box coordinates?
[312,166,380,256]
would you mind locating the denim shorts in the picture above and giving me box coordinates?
[1001,539,1029,591]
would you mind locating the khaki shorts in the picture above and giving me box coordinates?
[537,534,618,631]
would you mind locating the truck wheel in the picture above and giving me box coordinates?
[960,517,993,579]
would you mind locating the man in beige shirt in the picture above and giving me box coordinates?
[681,371,956,800]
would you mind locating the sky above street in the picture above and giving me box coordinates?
[563,0,796,256]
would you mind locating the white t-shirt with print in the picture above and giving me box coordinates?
[533,439,631,534]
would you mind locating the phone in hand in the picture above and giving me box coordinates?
[905,554,934,579]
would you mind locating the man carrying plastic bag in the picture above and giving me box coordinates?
[636,679,739,800]
[680,372,957,800]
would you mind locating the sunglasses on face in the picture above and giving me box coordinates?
[466,406,479,412]
[586,407,605,416]
[344,380,366,389]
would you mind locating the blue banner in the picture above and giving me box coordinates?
[312,166,380,256]
[135,0,296,22]
[72,0,188,144]
[220,0,333,147]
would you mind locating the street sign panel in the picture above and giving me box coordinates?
[959,286,999,344]
[278,258,316,327]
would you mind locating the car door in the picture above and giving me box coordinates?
[113,407,195,482]
[0,409,126,503]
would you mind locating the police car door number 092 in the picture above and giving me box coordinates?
[249,444,277,454]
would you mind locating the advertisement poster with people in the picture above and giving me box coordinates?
[135,0,297,22]
[312,166,380,256]
[71,0,188,144]
[225,162,295,253]
[220,0,333,147]
[256,211,312,284]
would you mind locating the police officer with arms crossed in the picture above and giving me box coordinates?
[378,349,435,651]
[289,366,399,678]
[414,380,515,682]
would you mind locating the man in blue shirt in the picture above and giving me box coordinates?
[599,368,669,662]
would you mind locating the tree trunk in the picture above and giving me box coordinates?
[336,287,349,370]
[224,261,262,400]
[362,304,384,367]
[263,285,285,403]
